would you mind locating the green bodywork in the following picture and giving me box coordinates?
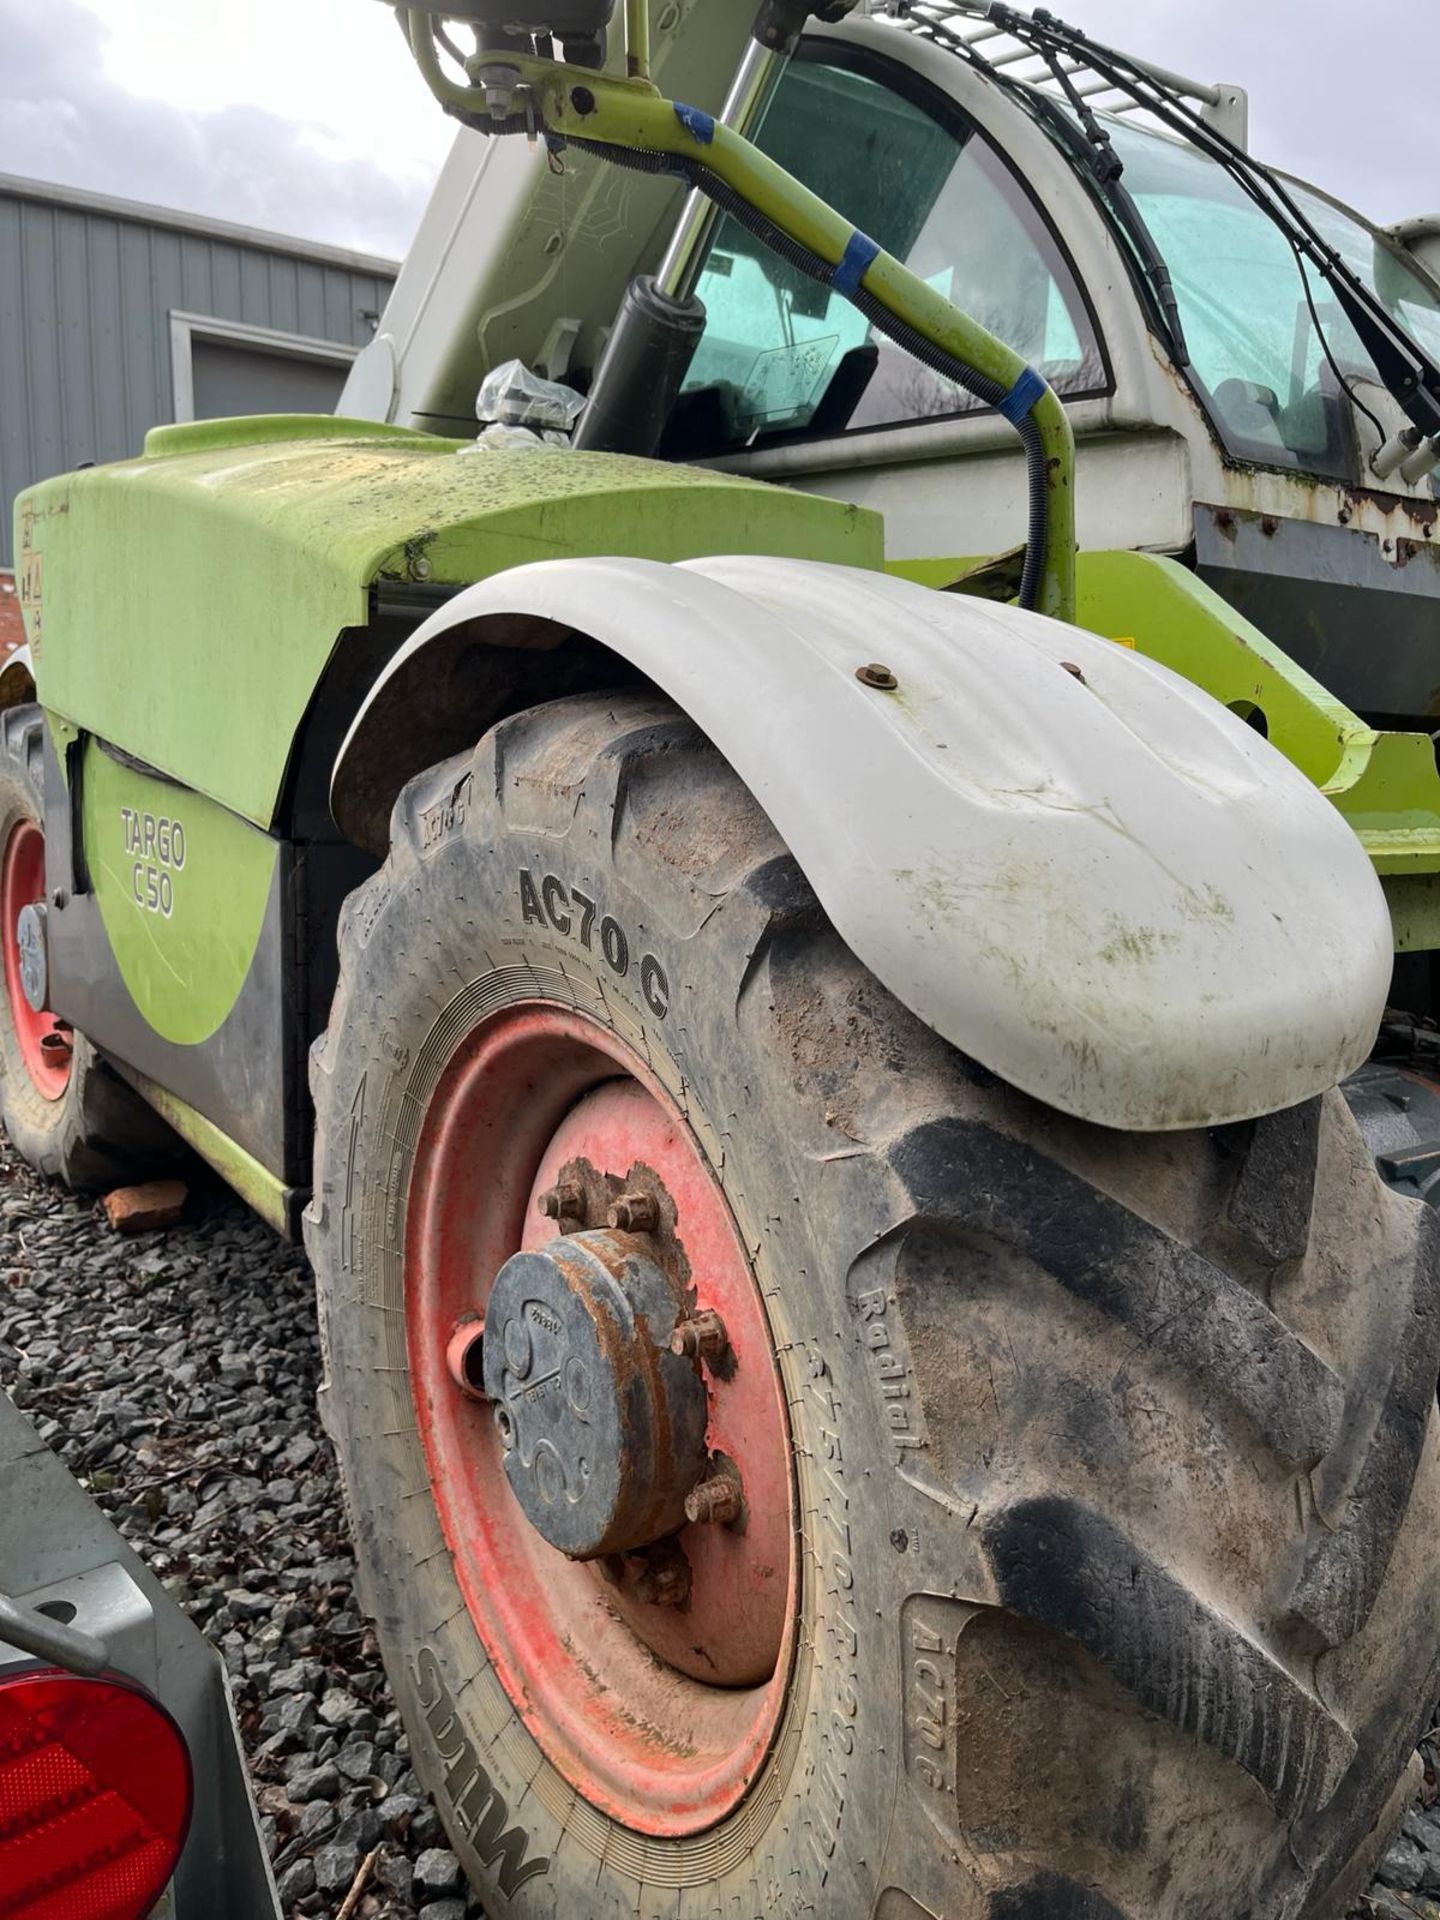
[14,408,1440,1211]
[21,416,880,828]
[20,415,1440,957]
[82,749,278,1046]
[6,0,1434,1218]
[15,415,883,1208]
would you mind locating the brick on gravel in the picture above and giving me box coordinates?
[101,1180,188,1234]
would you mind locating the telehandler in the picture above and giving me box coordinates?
[7,2,1440,1914]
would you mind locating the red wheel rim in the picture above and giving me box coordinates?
[406,1003,797,1835]
[2,820,70,1100]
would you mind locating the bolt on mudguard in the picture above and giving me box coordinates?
[337,552,1392,1132]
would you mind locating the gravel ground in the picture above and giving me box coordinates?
[0,1127,1436,1920]
[0,1140,486,1920]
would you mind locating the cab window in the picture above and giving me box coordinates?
[676,50,1106,453]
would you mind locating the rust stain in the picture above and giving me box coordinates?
[0,574,24,661]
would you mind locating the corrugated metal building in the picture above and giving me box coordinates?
[0,172,398,587]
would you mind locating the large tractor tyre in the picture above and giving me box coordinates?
[308,689,1440,1920]
[0,705,180,1188]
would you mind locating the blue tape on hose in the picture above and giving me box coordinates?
[673,101,716,145]
[999,365,1046,424]
[833,229,880,297]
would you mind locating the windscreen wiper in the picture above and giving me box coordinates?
[1023,45,1190,368]
[992,2,1440,441]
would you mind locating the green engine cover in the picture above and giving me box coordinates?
[16,415,883,829]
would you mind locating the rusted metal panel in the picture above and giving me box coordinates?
[0,574,22,660]
[1195,501,1440,722]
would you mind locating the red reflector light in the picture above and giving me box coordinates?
[0,1668,193,1920]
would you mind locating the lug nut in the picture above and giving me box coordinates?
[630,1540,692,1607]
[537,1182,586,1223]
[634,1557,691,1608]
[670,1310,729,1364]
[685,1468,743,1528]
[607,1191,658,1233]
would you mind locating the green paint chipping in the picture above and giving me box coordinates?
[81,747,277,1045]
[19,420,882,829]
[125,1070,291,1234]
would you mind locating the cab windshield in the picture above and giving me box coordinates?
[1104,117,1440,478]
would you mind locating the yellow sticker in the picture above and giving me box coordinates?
[1110,635,1137,649]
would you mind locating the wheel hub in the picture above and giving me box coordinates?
[482,1227,709,1560]
[405,1006,797,1832]
[16,902,47,1014]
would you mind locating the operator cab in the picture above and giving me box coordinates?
[649,9,1440,741]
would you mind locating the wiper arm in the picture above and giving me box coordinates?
[1109,176,1190,369]
[1029,72,1190,369]
[1324,267,1440,438]
[1004,4,1440,438]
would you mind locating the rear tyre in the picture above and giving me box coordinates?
[309,690,1440,1920]
[0,706,181,1188]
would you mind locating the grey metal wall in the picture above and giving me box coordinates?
[0,174,396,568]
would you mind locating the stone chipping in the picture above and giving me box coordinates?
[0,1130,1436,1920]
[0,1143,484,1919]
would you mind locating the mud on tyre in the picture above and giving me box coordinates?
[308,689,1440,1920]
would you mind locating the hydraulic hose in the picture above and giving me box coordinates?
[395,9,1077,620]
[570,137,1056,612]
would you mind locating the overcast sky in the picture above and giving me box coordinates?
[0,0,1429,263]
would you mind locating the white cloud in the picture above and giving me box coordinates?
[0,0,1429,262]
[0,0,452,257]
[1035,0,1432,225]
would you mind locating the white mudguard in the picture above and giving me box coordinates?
[337,555,1392,1132]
